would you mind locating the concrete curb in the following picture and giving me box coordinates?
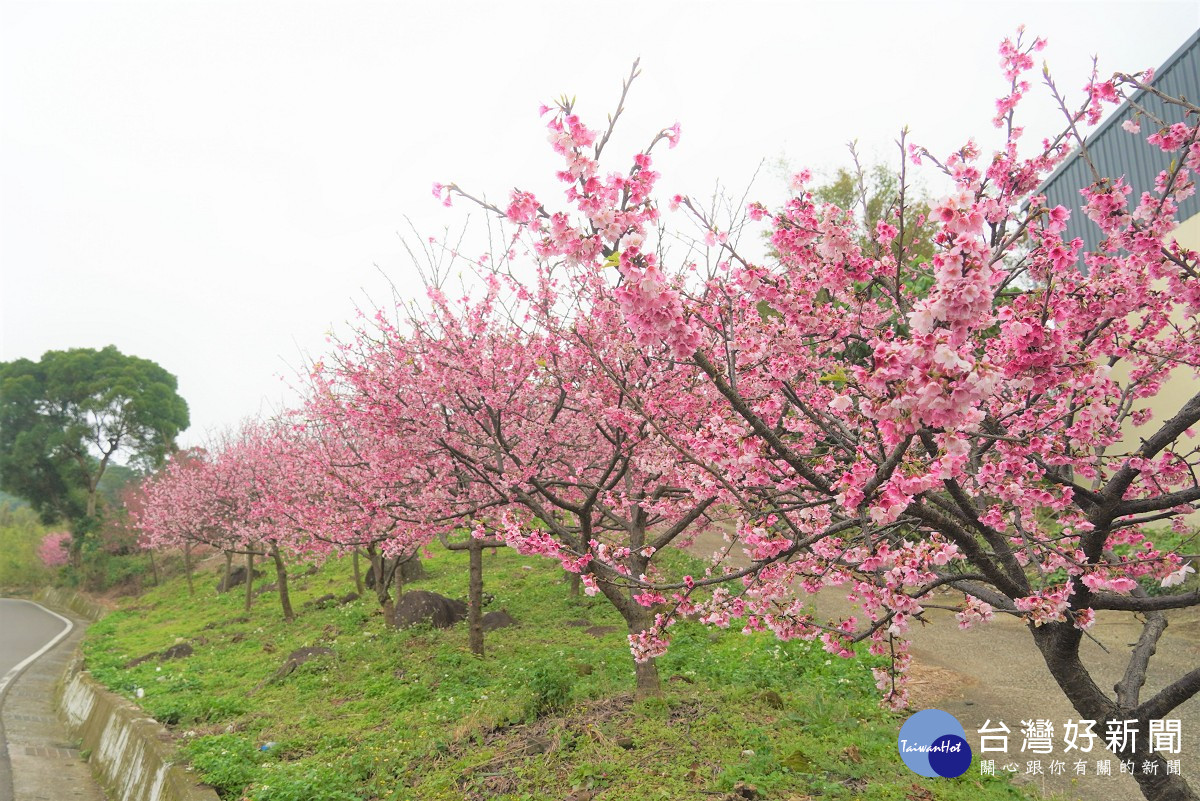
[30,589,219,801]
[58,657,219,801]
[33,588,107,623]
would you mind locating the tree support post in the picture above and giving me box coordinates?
[440,533,504,658]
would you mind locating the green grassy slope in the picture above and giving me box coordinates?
[81,547,1042,801]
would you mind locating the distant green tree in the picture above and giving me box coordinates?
[0,347,190,542]
[811,158,936,270]
[765,157,937,368]
[97,463,141,510]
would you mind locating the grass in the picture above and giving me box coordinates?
[82,546,1043,801]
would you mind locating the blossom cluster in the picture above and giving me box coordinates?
[133,32,1200,723]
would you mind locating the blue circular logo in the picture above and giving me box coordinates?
[898,709,972,778]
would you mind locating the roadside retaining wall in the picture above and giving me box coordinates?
[30,588,219,801]
[34,586,107,621]
[58,656,220,801]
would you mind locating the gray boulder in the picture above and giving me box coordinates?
[481,609,518,631]
[393,590,467,629]
[216,565,264,593]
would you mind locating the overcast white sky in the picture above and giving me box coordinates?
[2,1,1197,448]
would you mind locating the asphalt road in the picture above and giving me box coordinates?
[0,599,73,801]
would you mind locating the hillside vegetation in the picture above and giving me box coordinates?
[0,503,51,591]
[82,547,1041,801]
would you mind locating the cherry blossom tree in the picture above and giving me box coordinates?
[138,427,307,619]
[136,448,245,595]
[402,214,722,694]
[304,339,483,625]
[36,530,71,568]
[447,39,1200,800]
[127,448,207,593]
[221,421,318,622]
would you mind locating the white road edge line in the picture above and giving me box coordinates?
[0,600,74,698]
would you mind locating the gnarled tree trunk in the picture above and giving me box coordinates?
[367,545,396,626]
[628,609,661,697]
[594,568,661,697]
[269,543,294,622]
[1032,622,1197,801]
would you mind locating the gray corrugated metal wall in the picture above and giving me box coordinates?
[1038,29,1200,254]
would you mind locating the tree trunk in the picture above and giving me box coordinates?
[244,551,254,613]
[380,594,396,627]
[437,534,503,657]
[183,542,193,595]
[222,550,233,593]
[633,655,661,697]
[147,548,160,587]
[594,576,661,697]
[1031,623,1197,801]
[568,572,581,597]
[627,610,662,698]
[468,542,485,658]
[622,549,661,697]
[369,547,395,627]
[70,518,95,571]
[352,549,364,595]
[70,506,92,572]
[270,544,294,622]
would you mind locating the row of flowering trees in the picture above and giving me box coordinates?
[134,32,1199,801]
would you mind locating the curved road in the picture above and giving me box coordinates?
[0,599,103,801]
[0,600,72,691]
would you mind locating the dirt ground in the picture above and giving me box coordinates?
[685,526,1200,801]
